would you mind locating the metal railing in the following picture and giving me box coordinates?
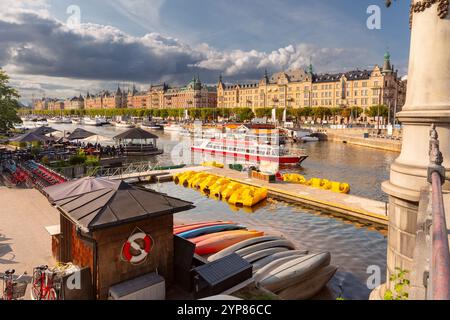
[427,124,450,300]
[87,161,159,179]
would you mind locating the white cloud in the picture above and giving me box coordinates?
[0,1,381,103]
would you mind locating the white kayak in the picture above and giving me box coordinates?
[207,236,283,262]
[254,254,308,283]
[276,265,338,300]
[252,250,309,273]
[256,252,331,293]
[235,239,296,257]
[242,247,290,264]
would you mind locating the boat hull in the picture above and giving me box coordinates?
[191,146,308,164]
[195,231,265,255]
[174,221,234,234]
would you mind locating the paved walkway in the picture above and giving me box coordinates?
[0,187,59,281]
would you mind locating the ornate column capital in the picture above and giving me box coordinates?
[386,0,449,28]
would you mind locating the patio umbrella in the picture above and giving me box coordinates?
[67,128,95,141]
[10,131,55,143]
[82,134,113,144]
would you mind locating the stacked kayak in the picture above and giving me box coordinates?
[206,233,337,300]
[173,171,268,208]
[174,221,265,256]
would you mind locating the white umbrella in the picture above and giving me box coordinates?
[81,134,113,144]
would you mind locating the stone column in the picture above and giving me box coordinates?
[380,0,450,298]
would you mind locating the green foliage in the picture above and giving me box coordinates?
[30,145,42,157]
[9,141,27,148]
[233,108,255,122]
[85,155,100,167]
[384,268,410,300]
[366,105,389,118]
[41,156,50,165]
[69,149,87,166]
[255,108,272,118]
[0,69,21,132]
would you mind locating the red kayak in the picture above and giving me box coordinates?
[174,221,235,235]
[195,230,265,256]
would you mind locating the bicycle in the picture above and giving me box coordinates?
[1,269,28,300]
[31,265,60,300]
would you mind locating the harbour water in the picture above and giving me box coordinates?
[48,123,395,299]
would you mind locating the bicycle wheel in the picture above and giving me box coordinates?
[31,270,42,300]
[45,288,58,300]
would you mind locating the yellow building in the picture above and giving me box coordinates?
[217,52,406,112]
[64,95,85,110]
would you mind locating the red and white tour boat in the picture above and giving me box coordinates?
[191,138,308,165]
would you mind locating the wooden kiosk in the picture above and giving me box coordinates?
[43,177,194,299]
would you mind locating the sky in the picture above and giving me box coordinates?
[0,0,411,104]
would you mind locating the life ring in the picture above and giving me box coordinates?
[121,232,153,265]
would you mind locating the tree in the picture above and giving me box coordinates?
[233,108,254,122]
[0,69,21,132]
[254,108,272,118]
[366,105,389,119]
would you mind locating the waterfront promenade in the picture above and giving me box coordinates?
[317,129,402,153]
[0,187,58,278]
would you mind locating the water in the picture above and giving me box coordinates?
[49,123,396,202]
[48,123,394,299]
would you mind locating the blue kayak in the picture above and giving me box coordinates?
[178,224,246,239]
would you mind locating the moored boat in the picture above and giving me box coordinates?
[191,138,308,165]
[83,117,101,126]
[47,117,63,124]
[141,122,163,130]
[163,123,183,132]
[115,121,135,128]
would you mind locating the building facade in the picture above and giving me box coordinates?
[64,95,85,110]
[33,77,217,111]
[217,52,406,112]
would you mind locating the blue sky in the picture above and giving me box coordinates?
[0,0,411,103]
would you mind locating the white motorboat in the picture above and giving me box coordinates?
[61,117,72,124]
[115,121,135,128]
[140,122,163,130]
[83,117,101,126]
[47,117,63,124]
[95,116,109,125]
[163,124,183,132]
[301,135,320,142]
[179,129,192,137]
[71,118,82,125]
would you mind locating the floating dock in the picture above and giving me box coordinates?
[109,166,388,227]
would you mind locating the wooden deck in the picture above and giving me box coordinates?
[205,168,388,227]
